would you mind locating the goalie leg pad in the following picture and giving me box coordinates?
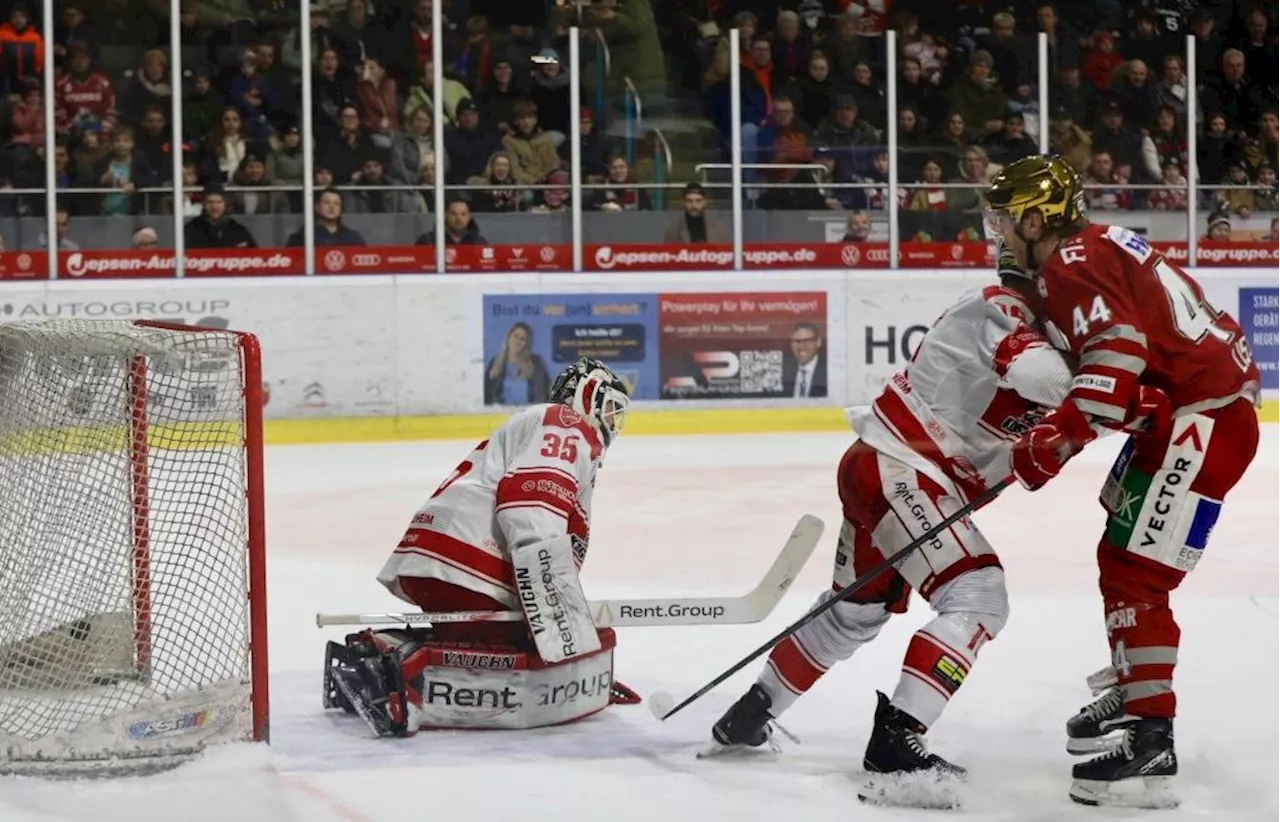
[511,535,600,665]
[395,629,619,730]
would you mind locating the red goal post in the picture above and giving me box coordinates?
[0,319,267,777]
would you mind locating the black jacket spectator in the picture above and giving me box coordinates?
[1201,52,1269,134]
[444,100,502,184]
[416,220,488,245]
[184,214,257,249]
[287,223,367,246]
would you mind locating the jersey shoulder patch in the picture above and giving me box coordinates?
[981,285,1032,324]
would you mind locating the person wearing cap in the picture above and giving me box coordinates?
[1047,104,1093,174]
[269,124,306,209]
[132,227,159,249]
[184,183,258,249]
[1216,158,1257,218]
[664,182,728,244]
[1050,62,1095,131]
[1204,212,1233,243]
[529,169,570,214]
[443,97,501,183]
[348,152,427,213]
[231,152,290,215]
[1091,99,1148,192]
[815,95,878,169]
[474,58,522,135]
[183,65,224,142]
[530,47,570,145]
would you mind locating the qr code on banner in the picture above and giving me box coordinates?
[739,350,783,394]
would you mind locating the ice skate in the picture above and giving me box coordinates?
[1069,717,1179,809]
[858,691,966,810]
[700,684,780,758]
[322,639,411,738]
[1066,685,1137,755]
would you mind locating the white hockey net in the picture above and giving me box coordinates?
[0,320,266,777]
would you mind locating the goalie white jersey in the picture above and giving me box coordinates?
[848,285,1074,502]
[377,403,603,610]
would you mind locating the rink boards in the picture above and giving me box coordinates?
[0,268,1273,444]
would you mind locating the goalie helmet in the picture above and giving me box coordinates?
[550,358,630,447]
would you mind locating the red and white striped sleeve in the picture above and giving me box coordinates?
[1040,241,1149,425]
[494,405,602,553]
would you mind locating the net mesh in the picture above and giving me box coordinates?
[0,320,257,775]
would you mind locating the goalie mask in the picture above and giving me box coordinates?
[551,358,630,447]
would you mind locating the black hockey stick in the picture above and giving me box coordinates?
[650,477,1013,722]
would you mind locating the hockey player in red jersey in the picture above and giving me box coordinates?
[323,358,635,736]
[710,244,1076,807]
[984,155,1262,808]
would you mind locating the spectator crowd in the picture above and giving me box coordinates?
[0,0,1272,248]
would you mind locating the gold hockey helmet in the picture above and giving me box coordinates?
[983,154,1086,232]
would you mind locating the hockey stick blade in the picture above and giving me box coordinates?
[652,479,1011,722]
[315,514,823,630]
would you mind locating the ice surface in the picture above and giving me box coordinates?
[2,428,1276,821]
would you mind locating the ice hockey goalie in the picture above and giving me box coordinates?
[323,358,636,736]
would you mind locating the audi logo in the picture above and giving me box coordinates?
[351,254,381,267]
[867,248,890,262]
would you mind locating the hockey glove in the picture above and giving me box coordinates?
[1124,385,1173,440]
[1011,401,1095,491]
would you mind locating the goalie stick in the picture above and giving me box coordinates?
[649,479,1012,722]
[316,514,823,630]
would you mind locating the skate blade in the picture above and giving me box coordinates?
[328,667,388,738]
[1066,733,1125,756]
[1069,776,1180,809]
[696,739,781,760]
[857,770,965,810]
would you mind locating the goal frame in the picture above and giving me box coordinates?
[131,320,270,743]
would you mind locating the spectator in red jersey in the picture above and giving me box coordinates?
[1082,31,1124,92]
[184,184,258,248]
[9,79,43,147]
[55,42,117,139]
[0,3,43,96]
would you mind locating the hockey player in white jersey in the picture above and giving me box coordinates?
[323,358,635,736]
[710,248,1075,805]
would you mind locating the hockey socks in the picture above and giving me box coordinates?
[890,612,991,727]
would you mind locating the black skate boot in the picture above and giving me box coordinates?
[858,692,967,809]
[703,684,777,756]
[323,638,413,737]
[1066,685,1137,755]
[1069,718,1179,809]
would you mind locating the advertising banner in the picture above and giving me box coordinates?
[658,292,829,400]
[0,243,1272,279]
[480,294,659,404]
[0,281,398,419]
[1239,287,1279,391]
[847,275,963,405]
